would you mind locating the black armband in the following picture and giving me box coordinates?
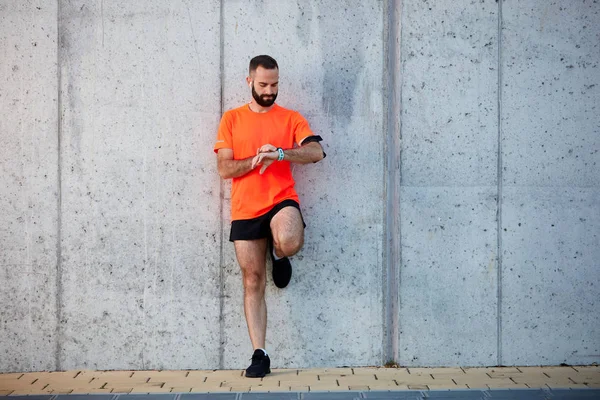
[301,135,323,144]
[301,135,326,160]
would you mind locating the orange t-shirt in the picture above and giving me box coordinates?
[214,104,315,221]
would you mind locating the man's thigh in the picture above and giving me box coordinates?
[270,206,304,243]
[234,239,268,273]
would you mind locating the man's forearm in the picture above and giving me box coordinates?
[218,156,255,179]
[281,142,324,164]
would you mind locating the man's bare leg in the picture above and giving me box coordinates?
[234,239,268,349]
[270,206,304,258]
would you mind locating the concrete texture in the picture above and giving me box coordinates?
[500,0,600,365]
[0,1,59,372]
[57,0,222,370]
[398,0,499,366]
[1,0,599,372]
[399,187,498,366]
[501,0,600,188]
[221,0,385,368]
[501,188,600,365]
[399,0,499,187]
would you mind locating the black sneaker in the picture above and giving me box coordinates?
[245,349,271,378]
[270,238,292,288]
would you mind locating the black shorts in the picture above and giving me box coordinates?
[229,199,306,242]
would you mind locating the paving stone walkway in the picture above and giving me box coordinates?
[1,366,598,399]
[0,391,600,399]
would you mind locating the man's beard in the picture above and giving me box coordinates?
[252,83,277,107]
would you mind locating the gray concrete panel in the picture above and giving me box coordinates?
[58,0,222,370]
[0,267,57,372]
[399,187,498,367]
[502,1,600,187]
[0,1,58,372]
[221,1,385,368]
[501,0,600,366]
[501,187,600,365]
[398,0,499,367]
[400,0,499,187]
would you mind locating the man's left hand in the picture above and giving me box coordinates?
[257,144,277,154]
[251,150,278,174]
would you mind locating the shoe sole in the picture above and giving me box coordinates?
[245,369,271,378]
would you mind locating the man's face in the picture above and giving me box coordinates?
[248,66,279,107]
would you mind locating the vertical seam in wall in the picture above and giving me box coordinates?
[55,0,63,371]
[384,0,402,363]
[382,0,390,364]
[382,0,390,363]
[496,0,504,367]
[395,0,403,365]
[393,0,402,364]
[218,0,225,371]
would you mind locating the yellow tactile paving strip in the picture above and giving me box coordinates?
[0,366,598,395]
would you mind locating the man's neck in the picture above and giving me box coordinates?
[248,100,274,113]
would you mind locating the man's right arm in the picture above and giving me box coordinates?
[217,148,256,179]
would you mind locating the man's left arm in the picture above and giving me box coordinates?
[278,141,325,164]
[252,142,325,171]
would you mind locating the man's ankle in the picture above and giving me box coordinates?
[255,348,268,356]
[272,246,284,260]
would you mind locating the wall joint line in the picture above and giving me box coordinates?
[383,0,402,364]
[496,0,504,367]
[218,0,226,371]
[55,0,64,372]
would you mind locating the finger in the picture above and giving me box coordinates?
[260,144,276,153]
[260,164,268,174]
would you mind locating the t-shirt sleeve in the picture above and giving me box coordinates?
[214,112,233,153]
[292,112,315,146]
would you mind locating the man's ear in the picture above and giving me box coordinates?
[246,76,252,87]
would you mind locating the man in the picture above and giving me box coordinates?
[214,55,325,378]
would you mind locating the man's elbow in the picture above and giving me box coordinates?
[217,164,231,180]
[218,170,232,180]
[312,146,326,163]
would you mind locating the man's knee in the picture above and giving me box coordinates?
[243,270,265,294]
[274,232,304,257]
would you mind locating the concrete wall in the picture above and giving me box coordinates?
[220,1,385,369]
[500,0,600,366]
[1,1,59,372]
[57,0,222,370]
[398,0,500,366]
[0,0,598,372]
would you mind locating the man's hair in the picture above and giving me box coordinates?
[249,55,278,75]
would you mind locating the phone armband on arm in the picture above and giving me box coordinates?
[301,135,323,144]
[301,135,326,160]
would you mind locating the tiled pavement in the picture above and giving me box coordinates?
[0,366,598,399]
